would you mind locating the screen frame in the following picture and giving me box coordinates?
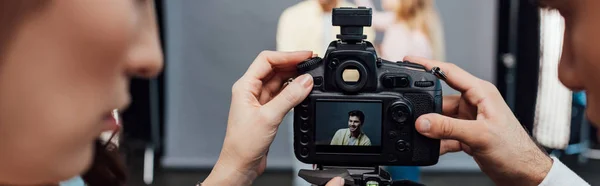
[313,99,384,155]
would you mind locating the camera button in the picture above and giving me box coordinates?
[329,58,340,69]
[300,147,310,157]
[300,99,309,108]
[396,140,410,152]
[383,76,393,88]
[300,121,310,131]
[388,131,398,139]
[313,76,323,87]
[390,104,411,124]
[382,75,410,88]
[396,77,409,87]
[300,109,309,119]
[301,134,310,144]
[414,81,434,87]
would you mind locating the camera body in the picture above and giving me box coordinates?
[293,7,442,167]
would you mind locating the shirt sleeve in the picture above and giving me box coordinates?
[361,136,371,146]
[330,129,342,145]
[538,156,589,186]
[276,9,297,52]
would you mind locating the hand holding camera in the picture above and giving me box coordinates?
[290,7,555,186]
[208,7,555,186]
[203,51,316,185]
[407,56,553,186]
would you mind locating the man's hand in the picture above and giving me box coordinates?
[405,56,553,186]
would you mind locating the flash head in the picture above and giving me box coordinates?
[332,7,372,42]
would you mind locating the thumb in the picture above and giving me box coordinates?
[263,74,313,117]
[415,113,483,146]
[325,177,345,186]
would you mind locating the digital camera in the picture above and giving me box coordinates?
[293,7,443,167]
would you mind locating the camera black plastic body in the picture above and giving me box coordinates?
[293,7,442,167]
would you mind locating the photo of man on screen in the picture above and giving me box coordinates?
[330,110,372,146]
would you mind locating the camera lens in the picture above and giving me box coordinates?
[390,103,412,124]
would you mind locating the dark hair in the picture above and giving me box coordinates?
[348,110,365,123]
[0,2,127,185]
[81,139,128,186]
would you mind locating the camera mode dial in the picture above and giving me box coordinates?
[297,57,323,74]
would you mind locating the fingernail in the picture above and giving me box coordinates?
[297,74,313,88]
[339,177,345,186]
[418,119,431,133]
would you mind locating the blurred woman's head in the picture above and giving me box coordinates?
[392,0,434,34]
[0,1,163,185]
[382,0,445,61]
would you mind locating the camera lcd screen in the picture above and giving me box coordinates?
[314,100,382,154]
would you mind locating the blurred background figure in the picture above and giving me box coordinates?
[353,0,446,182]
[355,0,445,62]
[276,1,376,185]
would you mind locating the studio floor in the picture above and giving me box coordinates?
[126,154,600,186]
